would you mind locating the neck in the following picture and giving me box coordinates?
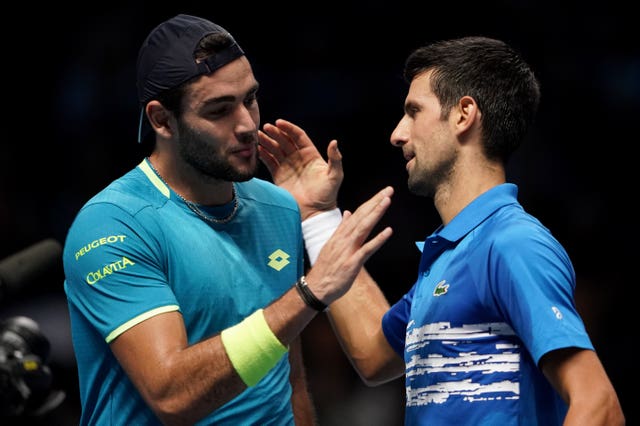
[146,157,239,225]
[146,155,234,206]
[435,164,505,226]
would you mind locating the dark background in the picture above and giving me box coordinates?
[1,2,636,425]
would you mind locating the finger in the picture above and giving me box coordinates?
[257,144,279,176]
[347,187,394,222]
[323,210,392,283]
[258,129,280,157]
[326,140,344,181]
[336,188,393,244]
[258,129,286,162]
[273,119,316,151]
[358,226,393,263]
[262,122,299,157]
[351,193,392,235]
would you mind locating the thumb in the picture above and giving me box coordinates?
[326,140,344,180]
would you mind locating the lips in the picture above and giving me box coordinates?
[404,152,414,171]
[233,145,255,158]
[402,147,414,161]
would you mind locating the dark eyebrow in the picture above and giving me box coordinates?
[247,83,260,97]
[202,95,235,106]
[200,83,260,107]
[404,100,418,113]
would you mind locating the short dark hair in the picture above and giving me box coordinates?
[404,36,541,161]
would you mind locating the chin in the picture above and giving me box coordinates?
[232,166,258,182]
[407,178,431,198]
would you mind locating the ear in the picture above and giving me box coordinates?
[146,100,175,140]
[453,95,480,136]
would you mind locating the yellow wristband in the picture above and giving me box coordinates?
[220,309,288,387]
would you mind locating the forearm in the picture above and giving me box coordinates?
[299,206,403,384]
[541,348,625,426]
[117,287,319,425]
[563,403,626,426]
[560,363,625,425]
[209,288,318,417]
[146,337,246,425]
[288,337,318,426]
[326,268,404,385]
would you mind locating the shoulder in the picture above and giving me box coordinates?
[463,201,573,278]
[65,165,169,249]
[77,165,169,219]
[470,204,574,280]
[484,204,560,251]
[236,178,298,211]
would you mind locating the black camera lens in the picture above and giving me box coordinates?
[0,317,50,361]
[0,316,63,418]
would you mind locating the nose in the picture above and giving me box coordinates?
[390,116,408,147]
[235,104,259,135]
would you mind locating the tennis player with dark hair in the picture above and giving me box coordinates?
[259,36,625,425]
[62,14,393,425]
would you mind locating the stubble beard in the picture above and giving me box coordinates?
[177,120,258,183]
[407,154,456,199]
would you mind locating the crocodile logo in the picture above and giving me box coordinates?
[433,280,449,296]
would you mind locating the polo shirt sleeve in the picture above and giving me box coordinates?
[485,223,594,365]
[63,201,179,344]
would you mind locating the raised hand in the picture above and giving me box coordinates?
[259,119,344,220]
[306,185,394,304]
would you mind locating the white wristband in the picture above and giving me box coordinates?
[301,208,342,265]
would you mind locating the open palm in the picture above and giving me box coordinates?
[259,119,344,220]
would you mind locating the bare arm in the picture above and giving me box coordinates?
[259,118,403,384]
[110,184,394,425]
[288,336,318,425]
[111,310,244,425]
[540,347,625,425]
[327,268,405,385]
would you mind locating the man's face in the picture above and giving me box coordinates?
[390,71,458,198]
[176,56,261,183]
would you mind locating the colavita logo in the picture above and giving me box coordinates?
[86,256,135,285]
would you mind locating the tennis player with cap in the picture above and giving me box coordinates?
[62,14,394,425]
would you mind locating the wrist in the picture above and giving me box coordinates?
[300,204,338,222]
[294,275,328,312]
[301,208,342,265]
[220,309,288,387]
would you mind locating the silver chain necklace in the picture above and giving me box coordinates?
[147,158,239,225]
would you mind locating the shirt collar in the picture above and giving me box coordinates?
[416,183,519,252]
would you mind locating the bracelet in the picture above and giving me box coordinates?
[301,208,342,265]
[220,309,288,387]
[295,275,328,312]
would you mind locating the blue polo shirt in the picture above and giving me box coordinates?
[63,159,304,425]
[382,183,593,425]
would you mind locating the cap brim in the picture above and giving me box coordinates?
[137,107,153,144]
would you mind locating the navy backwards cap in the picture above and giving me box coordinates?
[136,14,245,143]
